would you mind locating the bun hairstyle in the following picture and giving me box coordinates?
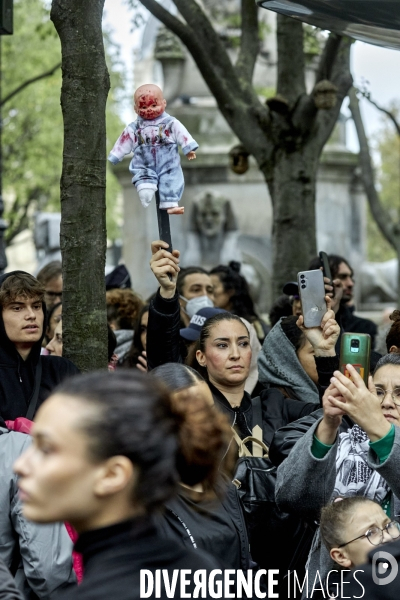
[386,310,400,353]
[209,262,258,321]
[320,497,378,550]
[54,370,229,511]
[151,363,204,391]
[171,382,231,487]
[151,363,232,487]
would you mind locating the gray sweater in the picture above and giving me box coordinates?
[275,418,400,599]
[0,427,76,599]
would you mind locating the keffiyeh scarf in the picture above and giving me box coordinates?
[333,424,389,503]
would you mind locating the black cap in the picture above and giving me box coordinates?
[180,307,227,341]
[282,281,299,297]
[105,265,131,291]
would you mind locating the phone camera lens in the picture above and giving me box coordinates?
[350,339,360,348]
[301,284,306,289]
[300,275,305,280]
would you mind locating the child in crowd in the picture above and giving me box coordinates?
[316,497,400,598]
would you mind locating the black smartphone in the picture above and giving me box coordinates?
[319,251,332,284]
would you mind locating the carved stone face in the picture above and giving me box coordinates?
[195,194,228,238]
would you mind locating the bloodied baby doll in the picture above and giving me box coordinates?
[108,84,198,214]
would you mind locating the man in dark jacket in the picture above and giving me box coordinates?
[0,271,79,421]
[309,254,377,348]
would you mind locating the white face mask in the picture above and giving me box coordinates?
[180,295,214,318]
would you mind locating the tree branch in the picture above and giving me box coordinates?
[315,33,342,84]
[276,15,305,106]
[314,37,353,152]
[137,0,271,162]
[138,0,237,105]
[133,0,191,46]
[292,33,343,132]
[348,86,397,249]
[358,89,400,137]
[235,0,259,83]
[171,0,245,97]
[1,63,61,107]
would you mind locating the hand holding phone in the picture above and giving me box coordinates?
[339,333,371,385]
[297,269,327,328]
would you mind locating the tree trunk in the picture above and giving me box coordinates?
[266,146,319,299]
[51,0,110,371]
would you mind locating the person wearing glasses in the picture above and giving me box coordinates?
[274,353,400,599]
[312,497,400,599]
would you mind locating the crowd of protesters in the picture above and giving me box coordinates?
[0,245,399,600]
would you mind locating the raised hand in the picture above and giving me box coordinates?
[328,365,391,442]
[296,296,340,356]
[150,240,180,298]
[315,383,346,444]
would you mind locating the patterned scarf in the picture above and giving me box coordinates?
[333,424,389,503]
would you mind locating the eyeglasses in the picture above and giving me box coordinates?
[338,521,400,548]
[375,386,400,407]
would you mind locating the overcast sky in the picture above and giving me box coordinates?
[103,0,400,151]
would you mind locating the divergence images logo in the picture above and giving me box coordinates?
[372,550,398,586]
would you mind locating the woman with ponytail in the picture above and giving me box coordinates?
[151,363,252,571]
[14,371,225,600]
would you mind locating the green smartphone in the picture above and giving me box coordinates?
[339,333,371,385]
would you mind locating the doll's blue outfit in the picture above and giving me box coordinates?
[108,112,198,209]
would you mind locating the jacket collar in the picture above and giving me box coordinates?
[75,516,157,566]
[208,382,251,413]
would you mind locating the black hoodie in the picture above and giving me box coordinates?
[0,271,79,420]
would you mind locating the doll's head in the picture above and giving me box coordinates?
[134,84,166,120]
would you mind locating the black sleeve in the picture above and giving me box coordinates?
[258,388,320,448]
[268,410,322,467]
[147,289,182,370]
[315,354,339,400]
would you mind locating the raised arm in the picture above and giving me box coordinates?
[146,240,182,370]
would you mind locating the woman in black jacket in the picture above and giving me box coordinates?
[151,363,252,571]
[14,371,229,600]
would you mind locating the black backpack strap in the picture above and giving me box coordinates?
[251,396,263,429]
[251,396,265,457]
[26,358,42,420]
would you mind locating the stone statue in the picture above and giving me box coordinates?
[185,190,241,269]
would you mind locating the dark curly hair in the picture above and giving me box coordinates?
[106,288,143,330]
[210,261,259,322]
[386,310,400,353]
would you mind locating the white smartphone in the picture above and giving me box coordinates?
[297,269,327,328]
